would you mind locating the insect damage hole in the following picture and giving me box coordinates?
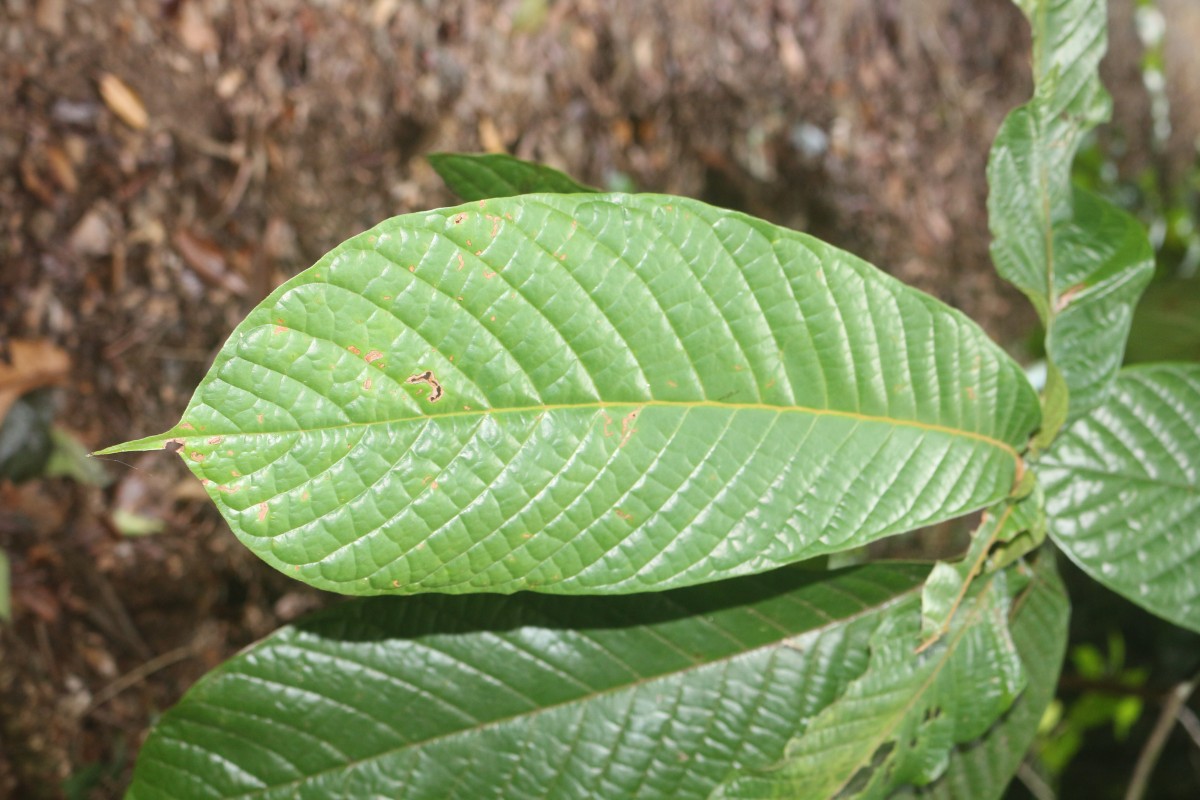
[406,370,444,403]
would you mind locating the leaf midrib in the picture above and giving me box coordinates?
[212,585,923,800]
[109,399,1020,461]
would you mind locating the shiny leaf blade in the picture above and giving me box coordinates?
[125,564,929,800]
[100,194,1039,595]
[900,553,1070,800]
[712,571,1026,799]
[1041,363,1200,632]
[988,0,1153,426]
[429,152,597,201]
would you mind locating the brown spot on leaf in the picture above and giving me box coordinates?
[363,378,373,390]
[347,345,361,356]
[180,423,195,431]
[256,414,264,424]
[483,270,497,279]
[257,502,268,522]
[456,253,465,270]
[1055,282,1088,312]
[365,350,383,363]
[164,438,186,453]
[207,436,222,445]
[615,508,633,522]
[619,410,640,448]
[452,212,467,225]
[273,325,287,335]
[392,580,400,588]
[190,451,205,462]
[406,370,444,402]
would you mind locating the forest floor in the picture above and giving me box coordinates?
[1,0,1194,797]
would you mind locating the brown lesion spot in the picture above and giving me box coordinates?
[619,410,640,448]
[406,370,444,402]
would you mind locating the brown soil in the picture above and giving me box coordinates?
[0,1,1194,797]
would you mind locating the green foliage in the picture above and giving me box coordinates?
[1041,364,1200,633]
[127,564,930,799]
[428,152,597,201]
[106,0,1200,797]
[98,194,1037,596]
[713,572,1025,799]
[987,0,1153,435]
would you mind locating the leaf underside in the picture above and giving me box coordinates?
[101,193,1039,595]
[1042,364,1200,633]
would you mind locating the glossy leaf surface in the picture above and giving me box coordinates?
[713,572,1025,799]
[899,554,1069,800]
[987,0,1152,426]
[429,152,597,201]
[125,564,929,800]
[1041,364,1200,632]
[100,193,1039,595]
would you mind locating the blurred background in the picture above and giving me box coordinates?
[0,0,1197,797]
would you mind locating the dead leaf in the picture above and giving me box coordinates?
[97,73,148,130]
[178,3,220,55]
[0,340,70,423]
[173,229,249,296]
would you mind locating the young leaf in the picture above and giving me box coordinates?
[1041,363,1200,633]
[919,488,1045,644]
[712,571,1025,799]
[429,152,598,201]
[897,553,1069,800]
[124,564,931,800]
[98,194,1039,595]
[987,0,1152,430]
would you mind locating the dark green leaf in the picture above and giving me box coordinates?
[125,564,929,800]
[712,571,1025,799]
[429,153,597,201]
[900,553,1070,800]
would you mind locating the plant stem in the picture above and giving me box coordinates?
[1124,672,1199,800]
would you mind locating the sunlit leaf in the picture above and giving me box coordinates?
[99,194,1039,595]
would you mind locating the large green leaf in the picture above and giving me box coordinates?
[125,563,931,800]
[901,553,1069,800]
[712,571,1025,799]
[99,193,1039,595]
[429,152,598,201]
[987,0,1153,430]
[1041,363,1200,632]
